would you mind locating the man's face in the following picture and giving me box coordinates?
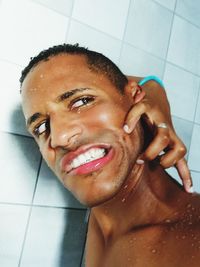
[21,54,143,207]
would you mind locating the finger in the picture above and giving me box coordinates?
[175,158,193,193]
[123,101,149,133]
[143,127,170,160]
[159,143,187,168]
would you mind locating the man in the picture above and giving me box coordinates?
[20,44,199,266]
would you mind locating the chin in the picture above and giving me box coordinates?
[72,177,125,208]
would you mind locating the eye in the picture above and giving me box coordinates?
[71,96,95,109]
[33,121,49,137]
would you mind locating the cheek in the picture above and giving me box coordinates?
[83,104,126,129]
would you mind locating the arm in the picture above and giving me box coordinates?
[124,75,192,193]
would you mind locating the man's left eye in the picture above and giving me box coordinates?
[71,96,94,109]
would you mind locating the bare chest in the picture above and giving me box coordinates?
[86,226,200,267]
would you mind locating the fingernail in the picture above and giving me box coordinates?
[136,159,145,165]
[123,124,130,133]
[188,186,194,193]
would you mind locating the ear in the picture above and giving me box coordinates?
[125,79,146,104]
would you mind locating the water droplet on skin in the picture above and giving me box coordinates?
[187,203,192,209]
[182,235,186,239]
[122,198,126,202]
[124,185,128,189]
[40,74,44,78]
[127,257,131,261]
[165,219,171,223]
[151,249,157,253]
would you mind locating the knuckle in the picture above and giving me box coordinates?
[160,135,170,146]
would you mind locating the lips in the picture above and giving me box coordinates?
[60,143,114,175]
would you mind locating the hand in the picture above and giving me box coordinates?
[123,79,193,193]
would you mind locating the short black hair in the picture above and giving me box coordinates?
[20,43,128,93]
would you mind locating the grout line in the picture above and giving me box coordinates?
[1,130,33,139]
[0,200,87,211]
[175,12,200,30]
[118,0,132,66]
[30,0,71,18]
[0,58,24,68]
[161,0,177,79]
[64,0,75,42]
[17,156,42,267]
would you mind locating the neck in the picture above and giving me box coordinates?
[90,162,187,241]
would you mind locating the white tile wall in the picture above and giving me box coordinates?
[195,91,200,124]
[154,0,176,11]
[172,116,193,154]
[163,63,200,121]
[167,15,200,75]
[188,124,200,172]
[0,60,29,135]
[176,0,200,27]
[0,204,30,266]
[33,160,85,209]
[20,207,87,267]
[72,0,130,40]
[1,0,200,266]
[124,0,173,59]
[0,0,69,66]
[0,132,41,204]
[120,43,165,78]
[67,20,122,65]
[191,171,200,193]
[33,0,74,16]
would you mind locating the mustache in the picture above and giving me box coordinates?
[59,131,115,154]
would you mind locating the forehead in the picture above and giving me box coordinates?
[21,54,121,118]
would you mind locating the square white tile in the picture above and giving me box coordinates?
[167,15,200,75]
[176,0,200,27]
[119,43,165,78]
[124,0,173,59]
[20,207,87,267]
[0,0,69,66]
[33,0,74,16]
[34,160,85,209]
[0,132,41,204]
[154,0,176,11]
[188,124,200,172]
[0,204,30,267]
[67,20,122,65]
[163,63,200,121]
[72,0,130,40]
[0,60,30,136]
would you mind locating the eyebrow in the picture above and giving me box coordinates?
[26,87,91,128]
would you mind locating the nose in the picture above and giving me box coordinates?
[49,115,83,149]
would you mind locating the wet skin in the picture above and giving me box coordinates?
[21,54,144,206]
[21,54,200,267]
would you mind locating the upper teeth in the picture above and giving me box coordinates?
[71,148,106,169]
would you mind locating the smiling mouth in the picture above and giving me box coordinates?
[61,145,114,175]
